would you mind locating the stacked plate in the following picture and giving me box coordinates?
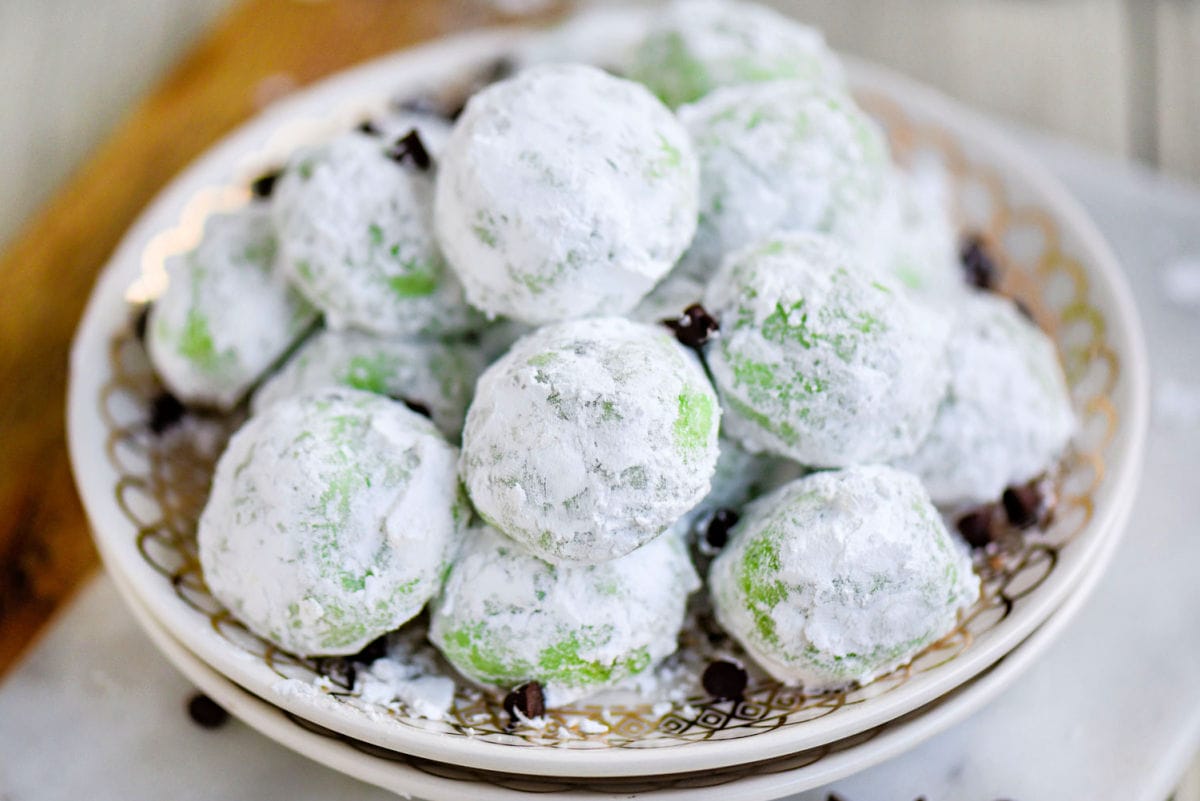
[67,14,1148,801]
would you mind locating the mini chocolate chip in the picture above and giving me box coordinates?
[357,119,381,136]
[702,660,747,701]
[957,504,997,549]
[250,169,283,199]
[133,304,151,342]
[187,692,229,729]
[503,681,545,721]
[354,635,389,665]
[1002,481,1049,530]
[390,397,432,419]
[395,95,445,118]
[386,129,432,171]
[319,657,357,690]
[960,234,999,290]
[148,392,186,435]
[705,508,740,550]
[662,304,719,350]
[826,795,849,801]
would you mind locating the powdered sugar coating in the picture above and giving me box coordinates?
[863,161,966,301]
[147,205,317,410]
[429,524,699,705]
[709,465,979,689]
[272,126,480,337]
[434,64,699,324]
[198,388,467,656]
[629,0,845,108]
[893,292,1076,506]
[461,317,721,564]
[252,329,483,441]
[704,232,950,466]
[677,81,891,282]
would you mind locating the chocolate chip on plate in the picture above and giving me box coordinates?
[353,635,389,665]
[701,659,747,702]
[404,399,432,419]
[187,692,229,729]
[956,504,998,549]
[960,234,999,291]
[704,508,740,550]
[503,681,545,721]
[1002,479,1052,530]
[133,304,152,342]
[148,391,186,435]
[661,303,719,350]
[386,129,432,171]
[319,656,357,690]
[357,119,381,136]
[249,168,283,199]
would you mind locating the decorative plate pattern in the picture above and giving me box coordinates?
[95,73,1118,767]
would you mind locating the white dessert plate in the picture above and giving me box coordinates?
[68,8,1148,781]
[108,494,1120,801]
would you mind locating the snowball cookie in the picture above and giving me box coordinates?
[629,0,845,108]
[198,388,467,656]
[677,80,890,282]
[862,162,964,301]
[704,233,949,467]
[434,64,699,324]
[251,329,483,441]
[430,523,700,706]
[893,293,1076,507]
[272,124,480,338]
[710,465,980,690]
[461,317,721,564]
[147,205,317,410]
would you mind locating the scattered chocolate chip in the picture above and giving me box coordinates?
[960,234,999,290]
[187,692,229,729]
[386,129,432,171]
[390,396,432,419]
[354,635,389,665]
[701,660,747,702]
[148,391,186,435]
[395,94,445,118]
[133,304,152,342]
[1002,480,1051,530]
[503,681,545,721]
[956,504,998,549]
[704,508,739,550]
[662,304,719,350]
[250,168,283,199]
[357,119,381,136]
[319,657,357,690]
[826,795,848,801]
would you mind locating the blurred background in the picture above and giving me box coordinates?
[0,0,1196,252]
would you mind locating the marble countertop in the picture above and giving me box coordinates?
[1,123,1199,801]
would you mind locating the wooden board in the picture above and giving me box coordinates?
[0,0,560,676]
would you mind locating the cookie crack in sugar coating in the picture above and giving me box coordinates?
[434,63,699,324]
[198,388,467,656]
[460,317,721,564]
